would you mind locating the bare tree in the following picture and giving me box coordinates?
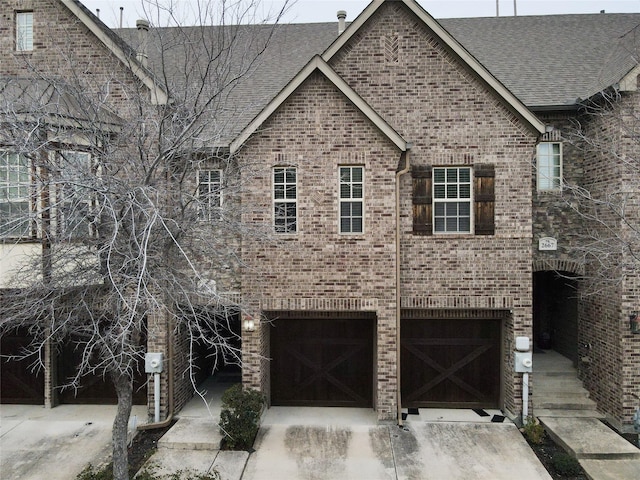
[0,1,291,479]
[562,88,640,294]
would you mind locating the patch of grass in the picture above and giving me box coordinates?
[77,464,220,480]
[551,452,582,476]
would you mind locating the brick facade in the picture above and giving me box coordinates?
[238,2,539,421]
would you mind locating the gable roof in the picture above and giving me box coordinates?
[441,13,640,109]
[60,0,168,105]
[322,0,544,133]
[230,56,408,153]
[108,2,640,146]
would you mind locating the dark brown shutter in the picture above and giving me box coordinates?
[412,165,432,235]
[474,164,495,235]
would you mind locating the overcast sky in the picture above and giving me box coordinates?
[81,0,640,28]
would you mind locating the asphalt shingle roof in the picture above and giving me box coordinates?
[113,11,640,144]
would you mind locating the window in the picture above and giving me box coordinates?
[413,164,494,236]
[16,12,33,52]
[0,152,31,237]
[58,151,94,237]
[339,166,363,234]
[537,142,562,191]
[197,169,222,221]
[433,167,472,233]
[273,167,296,233]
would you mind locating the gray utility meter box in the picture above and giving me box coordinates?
[515,351,533,373]
[145,352,164,374]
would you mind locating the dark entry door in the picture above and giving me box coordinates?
[271,317,374,407]
[402,318,501,408]
[0,331,44,404]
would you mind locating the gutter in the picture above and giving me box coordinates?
[395,146,411,426]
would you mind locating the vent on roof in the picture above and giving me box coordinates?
[337,10,347,35]
[136,19,150,67]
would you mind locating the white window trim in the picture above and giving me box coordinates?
[432,166,473,234]
[0,151,33,238]
[536,142,563,191]
[16,11,33,52]
[197,169,223,222]
[273,166,297,234]
[339,166,364,234]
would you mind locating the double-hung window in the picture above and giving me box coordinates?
[273,167,297,233]
[0,152,31,237]
[197,169,222,221]
[433,167,472,233]
[537,142,562,191]
[58,151,94,237]
[16,12,33,52]
[339,166,364,234]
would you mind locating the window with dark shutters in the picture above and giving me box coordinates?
[411,164,495,236]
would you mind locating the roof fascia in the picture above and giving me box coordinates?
[619,65,640,92]
[60,0,168,105]
[322,0,545,135]
[230,55,408,154]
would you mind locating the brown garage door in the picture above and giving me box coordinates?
[402,317,501,408]
[0,331,44,404]
[271,316,374,407]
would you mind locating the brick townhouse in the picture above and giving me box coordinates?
[1,0,639,432]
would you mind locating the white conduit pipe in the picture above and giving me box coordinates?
[154,372,161,423]
[522,372,529,419]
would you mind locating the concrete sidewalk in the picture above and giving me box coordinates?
[540,416,640,480]
[0,403,147,480]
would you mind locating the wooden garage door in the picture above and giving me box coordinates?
[0,331,44,404]
[59,339,147,405]
[402,318,501,408]
[271,317,374,407]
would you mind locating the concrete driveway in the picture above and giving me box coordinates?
[0,403,147,480]
[241,407,552,480]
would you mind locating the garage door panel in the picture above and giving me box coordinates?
[0,332,44,404]
[402,318,501,408]
[271,318,373,407]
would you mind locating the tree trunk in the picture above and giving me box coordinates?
[111,371,134,480]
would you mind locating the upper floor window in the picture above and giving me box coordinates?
[273,167,296,233]
[197,169,222,221]
[0,151,32,238]
[412,164,495,236]
[537,142,562,191]
[57,151,94,237]
[433,167,472,233]
[16,12,33,52]
[339,166,364,234]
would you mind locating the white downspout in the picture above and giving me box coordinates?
[396,148,411,426]
[522,372,529,419]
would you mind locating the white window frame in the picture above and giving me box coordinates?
[537,142,562,191]
[16,11,33,52]
[273,167,297,234]
[339,166,364,234]
[197,169,222,221]
[433,166,472,234]
[57,151,95,238]
[0,151,32,238]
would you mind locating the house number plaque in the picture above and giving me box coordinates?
[538,237,558,251]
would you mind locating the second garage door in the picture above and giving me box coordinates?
[270,316,374,407]
[402,317,502,409]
